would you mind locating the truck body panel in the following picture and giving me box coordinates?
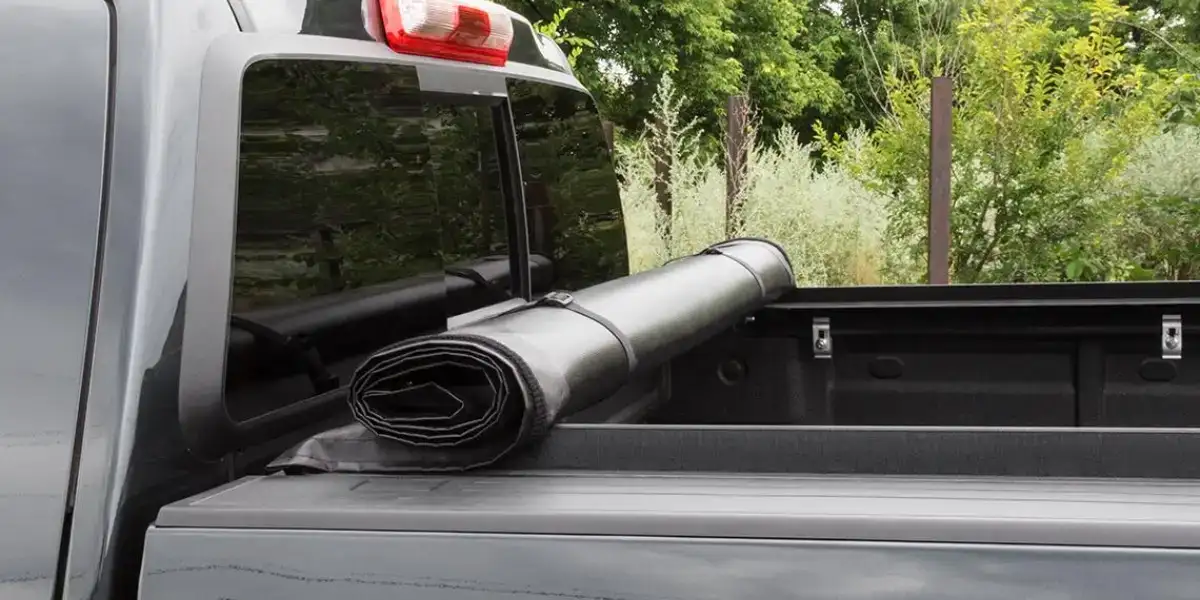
[57,2,241,600]
[0,2,111,599]
[139,527,1200,600]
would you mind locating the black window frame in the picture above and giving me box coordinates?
[503,77,629,292]
[420,90,532,301]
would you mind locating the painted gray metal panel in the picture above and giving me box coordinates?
[138,527,1200,600]
[0,2,111,599]
[226,0,305,32]
[60,2,241,600]
[232,0,383,41]
[157,472,1200,548]
[57,15,580,598]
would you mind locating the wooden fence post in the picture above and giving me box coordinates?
[602,120,615,154]
[928,77,953,285]
[725,95,750,238]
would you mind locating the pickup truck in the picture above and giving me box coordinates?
[4,1,1200,599]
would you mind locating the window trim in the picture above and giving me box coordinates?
[503,76,631,291]
[495,99,533,299]
[182,33,544,461]
[419,90,528,299]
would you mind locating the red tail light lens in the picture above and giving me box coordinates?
[378,0,515,66]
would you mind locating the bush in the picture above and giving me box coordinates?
[617,78,890,286]
[1114,125,1200,280]
[825,0,1194,283]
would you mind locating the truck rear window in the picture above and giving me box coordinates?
[227,59,516,418]
[234,60,508,312]
[220,59,628,425]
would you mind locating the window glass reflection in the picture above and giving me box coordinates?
[227,59,512,419]
[508,80,629,291]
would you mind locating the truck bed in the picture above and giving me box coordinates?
[658,282,1200,428]
[143,283,1200,599]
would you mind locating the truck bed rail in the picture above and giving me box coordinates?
[498,424,1200,479]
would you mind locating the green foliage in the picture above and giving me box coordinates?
[1114,125,1200,279]
[827,0,1194,283]
[531,7,595,68]
[502,0,844,139]
[238,0,1200,296]
[618,79,889,285]
[596,0,1198,287]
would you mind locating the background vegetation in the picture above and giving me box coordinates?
[517,0,1200,285]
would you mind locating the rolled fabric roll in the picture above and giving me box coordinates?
[269,237,795,472]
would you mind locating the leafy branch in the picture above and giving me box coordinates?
[532,7,596,68]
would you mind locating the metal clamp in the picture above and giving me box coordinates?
[812,317,832,359]
[538,291,576,308]
[1163,314,1182,360]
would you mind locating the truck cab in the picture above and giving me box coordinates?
[5,1,1200,600]
[3,1,624,598]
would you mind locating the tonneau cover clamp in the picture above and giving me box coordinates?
[1163,314,1183,360]
[813,317,832,359]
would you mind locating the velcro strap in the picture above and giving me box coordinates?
[531,291,640,374]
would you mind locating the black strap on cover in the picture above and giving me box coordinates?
[697,245,764,290]
[665,239,774,291]
[503,291,640,375]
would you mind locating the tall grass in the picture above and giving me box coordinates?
[616,80,890,286]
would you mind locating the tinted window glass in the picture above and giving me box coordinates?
[234,60,437,311]
[424,102,512,272]
[508,80,628,291]
[227,59,512,418]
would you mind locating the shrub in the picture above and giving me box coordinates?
[617,78,890,286]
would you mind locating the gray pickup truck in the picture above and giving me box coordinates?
[5,1,1200,599]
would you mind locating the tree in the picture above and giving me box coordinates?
[504,0,844,140]
[827,0,1194,283]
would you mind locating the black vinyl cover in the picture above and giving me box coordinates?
[269,238,795,472]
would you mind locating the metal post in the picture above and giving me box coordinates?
[725,95,749,237]
[929,77,952,285]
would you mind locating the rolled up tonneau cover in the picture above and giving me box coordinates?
[270,238,795,472]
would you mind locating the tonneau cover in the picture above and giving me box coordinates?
[156,471,1200,548]
[269,238,795,472]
